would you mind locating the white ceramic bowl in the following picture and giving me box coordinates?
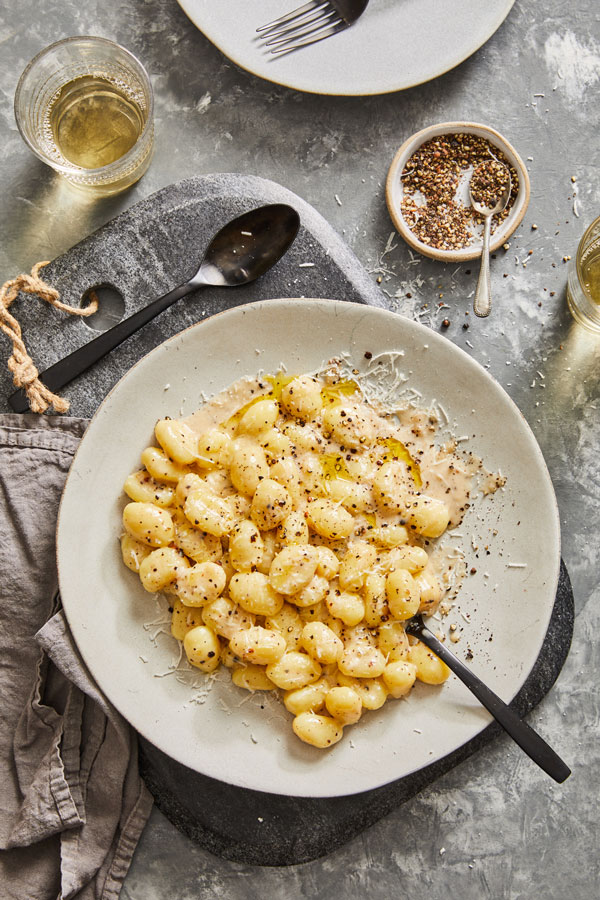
[57,299,559,798]
[386,121,530,262]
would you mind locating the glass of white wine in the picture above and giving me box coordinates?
[15,36,154,196]
[567,215,600,334]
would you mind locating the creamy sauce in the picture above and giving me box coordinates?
[184,377,270,435]
[185,377,473,525]
[180,368,503,612]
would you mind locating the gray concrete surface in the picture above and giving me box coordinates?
[0,0,598,897]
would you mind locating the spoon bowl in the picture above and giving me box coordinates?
[470,174,512,219]
[197,204,301,287]
[8,204,300,412]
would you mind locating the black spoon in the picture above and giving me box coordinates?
[405,614,571,783]
[9,203,301,412]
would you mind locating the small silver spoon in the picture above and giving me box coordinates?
[8,204,300,412]
[470,162,512,318]
[405,614,570,783]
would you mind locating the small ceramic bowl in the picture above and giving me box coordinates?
[386,121,530,262]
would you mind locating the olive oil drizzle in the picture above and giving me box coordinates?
[221,376,421,490]
[222,375,359,433]
[321,454,353,482]
[378,437,422,489]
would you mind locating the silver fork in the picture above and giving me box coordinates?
[257,0,369,54]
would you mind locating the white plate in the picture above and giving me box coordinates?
[57,299,559,797]
[176,0,516,96]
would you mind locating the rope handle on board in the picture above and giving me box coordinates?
[0,262,98,413]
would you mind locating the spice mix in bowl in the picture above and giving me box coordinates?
[386,122,530,262]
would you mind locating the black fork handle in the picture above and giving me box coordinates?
[407,617,571,784]
[8,280,194,412]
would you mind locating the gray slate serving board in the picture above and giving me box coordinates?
[0,174,385,418]
[3,175,573,864]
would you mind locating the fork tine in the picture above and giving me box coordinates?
[269,21,346,54]
[264,11,339,46]
[256,1,328,34]
[259,7,331,41]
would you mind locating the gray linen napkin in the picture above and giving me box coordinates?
[0,414,153,900]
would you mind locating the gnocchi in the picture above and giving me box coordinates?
[183,625,221,673]
[231,664,275,692]
[229,438,269,495]
[176,561,226,607]
[229,626,286,666]
[139,547,188,593]
[141,446,189,484]
[123,502,174,547]
[250,478,292,530]
[124,470,174,508]
[229,572,284,616]
[229,519,264,572]
[284,683,327,716]
[155,418,199,465]
[292,712,343,749]
[265,650,321,690]
[121,369,475,752]
[325,686,362,725]
[300,621,343,664]
[280,374,322,420]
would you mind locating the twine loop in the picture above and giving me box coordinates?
[8,357,39,388]
[0,262,98,413]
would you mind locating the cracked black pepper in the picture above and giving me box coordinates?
[400,133,519,251]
